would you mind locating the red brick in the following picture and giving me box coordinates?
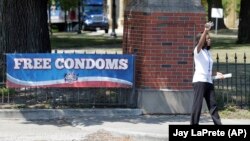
[123,11,206,90]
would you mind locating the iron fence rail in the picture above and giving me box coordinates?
[213,53,250,108]
[0,87,135,108]
[0,52,249,109]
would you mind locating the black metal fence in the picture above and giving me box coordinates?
[213,53,250,109]
[0,86,136,109]
[0,52,249,109]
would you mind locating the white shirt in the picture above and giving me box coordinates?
[192,46,213,84]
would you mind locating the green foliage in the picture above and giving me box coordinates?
[15,104,28,109]
[222,0,230,17]
[222,0,240,18]
[201,0,240,19]
[219,105,250,119]
[210,29,250,63]
[235,0,241,15]
[0,87,15,96]
[59,0,79,11]
[201,0,208,12]
[49,0,56,5]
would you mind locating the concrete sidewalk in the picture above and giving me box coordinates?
[0,109,250,141]
[69,114,250,141]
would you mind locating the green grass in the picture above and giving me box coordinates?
[50,29,250,59]
[209,30,250,119]
[50,32,122,50]
[210,29,250,63]
[219,106,250,119]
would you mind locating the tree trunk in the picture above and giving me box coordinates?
[0,0,4,70]
[1,0,51,53]
[207,0,227,29]
[237,0,250,44]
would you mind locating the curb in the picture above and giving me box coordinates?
[0,108,143,120]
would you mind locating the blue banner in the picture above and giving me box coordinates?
[6,53,135,88]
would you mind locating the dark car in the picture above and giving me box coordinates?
[81,0,109,33]
[82,14,109,33]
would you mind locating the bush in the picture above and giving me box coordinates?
[0,87,15,96]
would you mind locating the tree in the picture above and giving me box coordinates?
[0,0,51,53]
[207,0,227,29]
[0,0,51,81]
[237,0,250,44]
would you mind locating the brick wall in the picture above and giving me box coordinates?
[123,12,206,90]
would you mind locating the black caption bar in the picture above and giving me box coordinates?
[169,125,250,141]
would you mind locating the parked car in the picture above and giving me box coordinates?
[82,13,109,33]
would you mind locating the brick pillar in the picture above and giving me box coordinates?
[123,0,207,114]
[123,0,206,90]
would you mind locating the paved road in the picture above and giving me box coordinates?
[1,114,250,141]
[0,118,86,141]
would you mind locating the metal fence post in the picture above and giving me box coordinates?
[234,53,238,105]
[244,53,247,106]
[226,53,229,105]
[216,53,220,88]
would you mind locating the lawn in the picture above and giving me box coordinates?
[50,31,122,50]
[219,105,250,119]
[210,29,250,63]
[209,29,250,119]
[50,30,250,63]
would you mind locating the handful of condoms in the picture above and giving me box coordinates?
[212,73,232,80]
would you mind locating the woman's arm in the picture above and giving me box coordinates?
[196,21,213,53]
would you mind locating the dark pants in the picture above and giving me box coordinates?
[190,82,222,125]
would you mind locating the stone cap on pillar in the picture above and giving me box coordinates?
[126,0,205,13]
